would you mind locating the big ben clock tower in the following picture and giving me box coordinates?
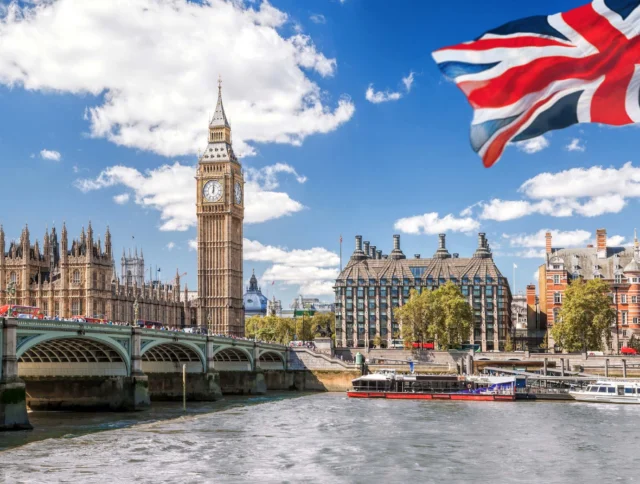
[196,79,244,336]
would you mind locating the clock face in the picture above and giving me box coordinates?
[234,181,242,205]
[203,180,222,202]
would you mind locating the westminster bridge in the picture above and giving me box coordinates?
[0,318,292,430]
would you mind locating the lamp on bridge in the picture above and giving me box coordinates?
[133,297,139,327]
[6,282,16,308]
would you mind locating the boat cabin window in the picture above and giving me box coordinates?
[598,387,607,393]
[625,388,637,394]
[607,387,615,393]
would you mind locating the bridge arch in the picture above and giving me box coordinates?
[212,346,253,371]
[257,350,285,370]
[140,341,205,373]
[17,335,129,377]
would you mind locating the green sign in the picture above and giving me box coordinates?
[294,310,315,317]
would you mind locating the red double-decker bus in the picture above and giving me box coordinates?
[71,316,108,324]
[0,305,43,319]
[412,341,435,350]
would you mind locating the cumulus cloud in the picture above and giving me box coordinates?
[75,162,306,231]
[394,212,479,235]
[514,136,549,154]
[566,138,586,152]
[310,13,326,24]
[245,239,339,296]
[0,0,354,157]
[465,162,640,222]
[188,239,197,251]
[504,229,592,249]
[113,193,130,205]
[40,149,61,161]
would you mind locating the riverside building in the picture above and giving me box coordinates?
[539,228,640,352]
[334,233,512,351]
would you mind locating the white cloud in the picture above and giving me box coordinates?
[0,0,354,158]
[608,235,626,246]
[310,13,326,24]
[75,162,306,230]
[566,138,586,152]
[365,71,415,104]
[72,164,79,173]
[40,149,61,161]
[467,162,640,222]
[365,84,402,104]
[505,229,592,248]
[533,269,540,281]
[394,212,479,235]
[514,136,549,154]
[245,238,339,296]
[244,239,338,267]
[402,72,415,92]
[188,239,197,251]
[166,242,175,250]
[113,193,130,205]
[514,249,546,259]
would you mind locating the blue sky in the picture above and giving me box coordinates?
[0,0,638,305]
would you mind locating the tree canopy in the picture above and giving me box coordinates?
[396,282,472,350]
[245,312,335,344]
[550,278,616,353]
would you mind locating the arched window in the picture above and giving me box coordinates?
[9,272,16,284]
[72,270,81,284]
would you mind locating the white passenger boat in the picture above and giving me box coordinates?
[569,381,640,404]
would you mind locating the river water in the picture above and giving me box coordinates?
[1,393,639,483]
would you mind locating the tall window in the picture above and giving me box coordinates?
[553,275,560,285]
[72,270,81,284]
[72,300,81,315]
[621,294,627,304]
[615,274,623,284]
[553,308,560,322]
[9,272,16,283]
[92,272,98,288]
[622,311,628,326]
[554,292,562,304]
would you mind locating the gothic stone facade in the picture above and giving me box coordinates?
[334,233,512,351]
[0,223,195,326]
[196,83,245,336]
[539,228,640,352]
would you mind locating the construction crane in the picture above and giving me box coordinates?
[174,272,187,285]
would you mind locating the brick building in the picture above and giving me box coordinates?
[539,228,640,352]
[334,233,512,351]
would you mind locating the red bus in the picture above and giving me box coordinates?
[71,316,108,324]
[621,347,638,356]
[137,320,163,329]
[0,305,43,319]
[412,341,435,350]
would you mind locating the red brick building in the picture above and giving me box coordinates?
[539,228,640,352]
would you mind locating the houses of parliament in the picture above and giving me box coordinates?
[0,84,245,336]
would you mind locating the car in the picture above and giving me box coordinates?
[621,347,638,356]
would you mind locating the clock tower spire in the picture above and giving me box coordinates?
[196,79,245,335]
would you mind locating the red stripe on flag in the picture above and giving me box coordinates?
[439,36,573,52]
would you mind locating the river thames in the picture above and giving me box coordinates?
[1,393,638,483]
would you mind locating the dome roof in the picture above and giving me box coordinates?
[624,258,640,273]
[244,269,268,315]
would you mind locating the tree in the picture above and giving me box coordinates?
[372,335,382,348]
[628,334,640,352]
[550,278,616,353]
[427,282,473,350]
[504,332,514,352]
[539,331,549,350]
[396,289,429,345]
[245,316,296,344]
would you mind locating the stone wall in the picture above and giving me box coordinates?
[262,370,358,392]
[22,375,150,411]
[288,348,354,370]
[147,372,221,401]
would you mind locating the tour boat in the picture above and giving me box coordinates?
[569,381,640,404]
[347,369,516,401]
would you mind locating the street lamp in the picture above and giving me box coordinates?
[133,296,139,327]
[614,285,620,355]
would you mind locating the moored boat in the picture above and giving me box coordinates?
[569,381,640,404]
[347,369,515,401]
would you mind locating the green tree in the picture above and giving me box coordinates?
[427,282,473,350]
[372,335,382,348]
[396,289,429,345]
[245,316,296,344]
[551,278,616,353]
[504,332,514,352]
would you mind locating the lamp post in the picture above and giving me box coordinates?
[133,296,139,327]
[614,285,620,355]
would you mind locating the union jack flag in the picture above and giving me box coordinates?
[433,0,640,167]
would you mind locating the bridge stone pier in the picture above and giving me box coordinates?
[0,318,288,430]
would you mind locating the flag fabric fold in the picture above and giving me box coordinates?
[432,0,640,167]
